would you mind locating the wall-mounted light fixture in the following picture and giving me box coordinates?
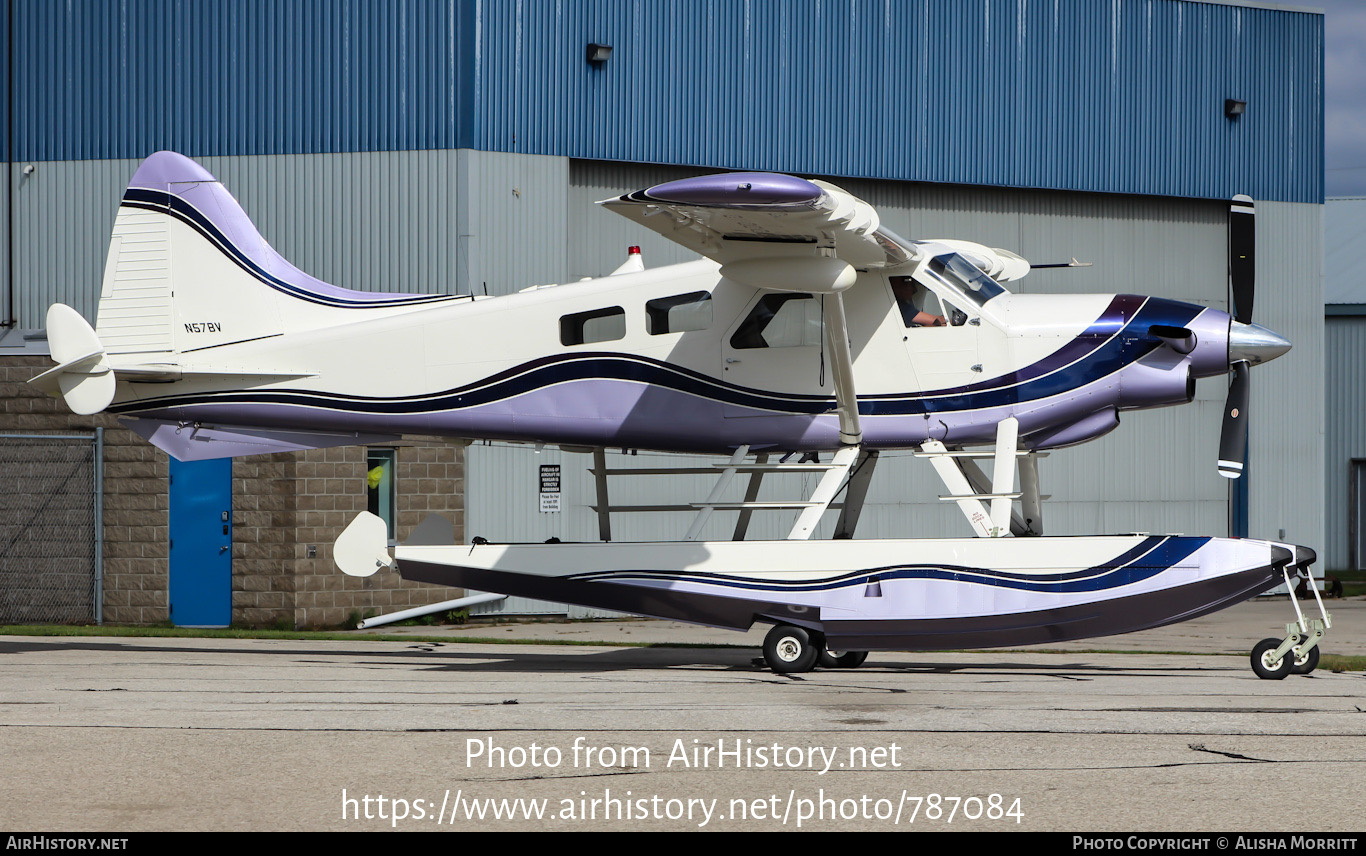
[1225,98,1246,119]
[586,43,612,65]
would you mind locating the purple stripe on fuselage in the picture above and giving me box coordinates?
[121,355,1147,454]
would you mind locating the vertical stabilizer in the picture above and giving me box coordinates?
[94,151,453,359]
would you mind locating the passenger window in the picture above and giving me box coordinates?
[730,293,822,349]
[561,307,626,346]
[646,292,712,335]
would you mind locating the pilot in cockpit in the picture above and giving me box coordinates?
[889,276,947,328]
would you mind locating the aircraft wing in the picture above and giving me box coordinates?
[601,173,1033,287]
[600,173,914,285]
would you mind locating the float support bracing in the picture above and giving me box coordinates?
[833,449,880,539]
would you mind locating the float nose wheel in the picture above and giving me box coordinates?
[1251,564,1331,679]
[1251,637,1294,680]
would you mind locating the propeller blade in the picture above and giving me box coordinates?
[1229,195,1255,324]
[1218,361,1251,479]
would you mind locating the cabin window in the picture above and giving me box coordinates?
[646,291,712,335]
[730,293,822,349]
[366,448,397,542]
[560,307,626,346]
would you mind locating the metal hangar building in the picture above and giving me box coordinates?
[0,0,1324,625]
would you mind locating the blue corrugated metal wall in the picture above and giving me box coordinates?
[14,0,475,159]
[474,0,1322,202]
[7,0,1322,202]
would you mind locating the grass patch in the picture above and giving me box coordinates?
[1319,653,1366,673]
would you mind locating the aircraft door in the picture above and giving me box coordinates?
[721,291,834,418]
[890,275,983,392]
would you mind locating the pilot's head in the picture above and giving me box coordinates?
[889,276,918,302]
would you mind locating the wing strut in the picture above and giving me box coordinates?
[822,292,862,445]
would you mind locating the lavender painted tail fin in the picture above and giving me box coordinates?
[93,151,451,358]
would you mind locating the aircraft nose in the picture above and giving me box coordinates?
[1228,321,1291,367]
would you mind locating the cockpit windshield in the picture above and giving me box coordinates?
[927,253,1008,307]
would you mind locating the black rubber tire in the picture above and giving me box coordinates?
[818,648,869,668]
[1251,637,1294,680]
[763,625,818,674]
[1291,640,1320,675]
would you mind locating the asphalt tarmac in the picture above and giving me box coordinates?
[1,598,1362,832]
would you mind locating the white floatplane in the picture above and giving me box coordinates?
[35,152,1329,675]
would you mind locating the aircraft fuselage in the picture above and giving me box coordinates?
[106,255,1232,456]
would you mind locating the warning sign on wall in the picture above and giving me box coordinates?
[539,464,561,513]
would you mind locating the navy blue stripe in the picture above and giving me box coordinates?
[109,298,1198,420]
[864,297,1202,414]
[568,536,1208,595]
[109,351,833,416]
[871,293,1141,400]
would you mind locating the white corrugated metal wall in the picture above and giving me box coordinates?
[1324,316,1365,571]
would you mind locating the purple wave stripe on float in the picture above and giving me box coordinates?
[126,151,431,304]
[644,172,822,206]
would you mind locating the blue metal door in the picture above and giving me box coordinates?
[169,458,232,627]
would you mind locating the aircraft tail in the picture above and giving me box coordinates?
[37,151,451,416]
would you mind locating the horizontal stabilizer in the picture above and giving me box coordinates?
[32,304,115,415]
[123,418,401,461]
[335,512,393,578]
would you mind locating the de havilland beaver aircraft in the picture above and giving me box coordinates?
[35,151,1331,676]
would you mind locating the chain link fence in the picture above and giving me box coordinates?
[0,432,102,623]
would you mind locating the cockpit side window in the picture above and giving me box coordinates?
[889,275,970,327]
[889,276,947,328]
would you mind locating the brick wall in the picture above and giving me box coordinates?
[278,442,463,629]
[1,356,465,628]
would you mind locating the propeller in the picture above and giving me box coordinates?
[1217,361,1249,478]
[1228,195,1255,324]
[1219,195,1290,479]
